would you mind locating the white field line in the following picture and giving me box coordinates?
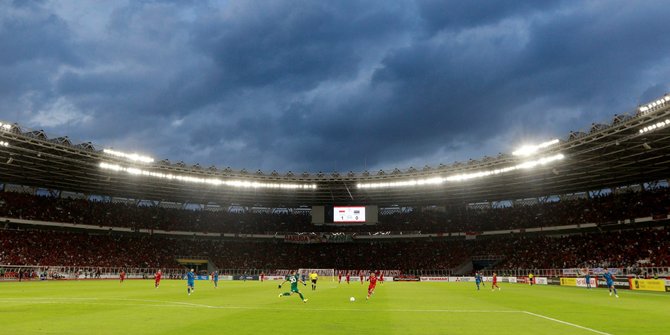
[523,311,613,335]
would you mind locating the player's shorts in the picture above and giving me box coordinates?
[290,287,300,293]
[187,281,195,287]
[311,279,317,284]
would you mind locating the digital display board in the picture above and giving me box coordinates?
[333,206,366,223]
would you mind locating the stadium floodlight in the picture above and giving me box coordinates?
[0,141,8,147]
[0,122,11,131]
[357,177,446,189]
[357,154,565,189]
[512,139,560,157]
[103,149,154,163]
[99,162,318,190]
[638,95,670,114]
[638,119,670,134]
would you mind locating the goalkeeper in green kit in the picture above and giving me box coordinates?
[278,270,308,303]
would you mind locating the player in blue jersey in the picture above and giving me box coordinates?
[475,272,483,290]
[585,272,592,289]
[212,271,219,288]
[187,269,195,296]
[602,270,618,298]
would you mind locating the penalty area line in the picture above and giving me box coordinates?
[523,311,613,335]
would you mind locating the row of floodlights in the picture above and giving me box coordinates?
[356,154,565,189]
[512,139,559,157]
[639,96,670,114]
[0,122,12,131]
[98,152,565,191]
[99,162,318,190]
[639,119,670,135]
[0,141,8,147]
[103,149,154,163]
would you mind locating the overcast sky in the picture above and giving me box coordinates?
[1,0,668,173]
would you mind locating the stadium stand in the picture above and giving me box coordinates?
[1,188,668,234]
[2,95,670,277]
[1,221,668,271]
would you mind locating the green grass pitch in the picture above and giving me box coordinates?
[1,279,668,334]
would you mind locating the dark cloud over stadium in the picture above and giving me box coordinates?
[1,0,668,173]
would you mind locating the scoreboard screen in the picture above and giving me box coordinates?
[333,206,366,223]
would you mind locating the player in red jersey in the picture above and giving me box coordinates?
[120,270,126,283]
[155,270,162,288]
[260,272,265,282]
[491,273,501,291]
[346,272,350,284]
[379,271,384,285]
[338,271,342,284]
[366,272,378,300]
[360,271,365,285]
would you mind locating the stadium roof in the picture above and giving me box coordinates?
[1,96,669,207]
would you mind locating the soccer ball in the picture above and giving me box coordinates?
[349,297,355,302]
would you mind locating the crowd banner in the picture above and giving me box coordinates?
[547,277,561,285]
[283,234,323,244]
[264,275,285,281]
[563,267,623,276]
[393,276,420,282]
[508,277,517,283]
[596,277,631,289]
[560,277,577,286]
[181,274,209,280]
[630,278,666,292]
[576,277,597,288]
[534,277,548,285]
[420,276,450,282]
[562,269,581,276]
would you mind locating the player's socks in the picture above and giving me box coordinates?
[298,292,305,300]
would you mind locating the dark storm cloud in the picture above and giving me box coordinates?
[0,10,76,65]
[0,0,669,173]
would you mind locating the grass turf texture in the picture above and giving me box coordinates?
[1,279,668,334]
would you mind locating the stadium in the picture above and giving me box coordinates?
[3,2,670,334]
[1,94,669,334]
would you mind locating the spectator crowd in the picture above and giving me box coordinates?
[1,187,669,272]
[1,226,668,271]
[1,187,669,234]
